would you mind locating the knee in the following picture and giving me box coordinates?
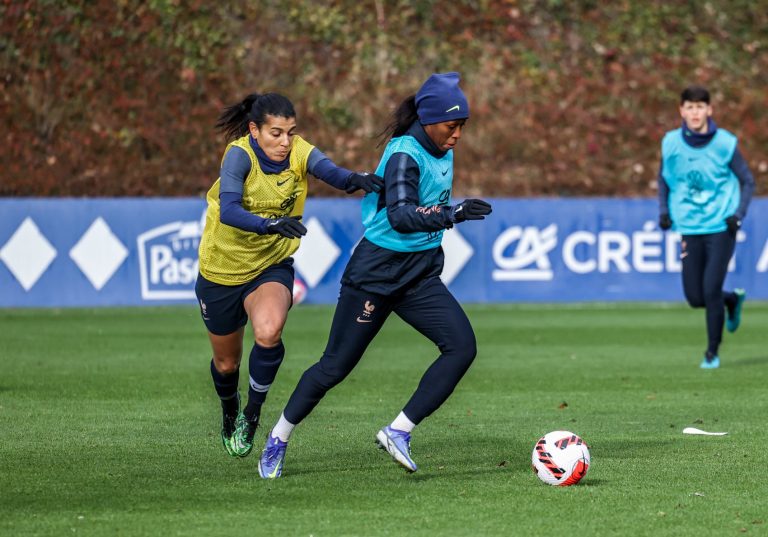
[252,320,284,348]
[446,332,477,366]
[311,358,349,390]
[685,292,705,308]
[212,357,239,375]
[463,339,478,366]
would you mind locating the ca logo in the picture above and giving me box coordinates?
[492,224,558,281]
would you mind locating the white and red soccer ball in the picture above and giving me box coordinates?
[532,430,590,486]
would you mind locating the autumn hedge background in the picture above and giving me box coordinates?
[2,0,766,198]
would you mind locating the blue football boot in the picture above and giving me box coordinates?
[376,426,417,472]
[258,433,288,479]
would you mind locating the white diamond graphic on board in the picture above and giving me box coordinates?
[0,217,58,291]
[441,228,474,285]
[70,217,128,290]
[293,217,340,288]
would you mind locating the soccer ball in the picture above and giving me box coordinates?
[292,278,307,305]
[531,430,590,486]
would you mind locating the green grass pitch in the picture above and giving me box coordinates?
[1,302,767,536]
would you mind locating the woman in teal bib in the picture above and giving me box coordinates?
[257,73,493,478]
[658,85,755,369]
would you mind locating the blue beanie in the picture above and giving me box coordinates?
[415,72,469,125]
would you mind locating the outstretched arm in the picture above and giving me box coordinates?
[307,148,383,193]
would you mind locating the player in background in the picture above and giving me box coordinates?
[196,92,383,457]
[257,72,492,479]
[658,85,755,369]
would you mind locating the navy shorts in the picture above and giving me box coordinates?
[194,259,295,336]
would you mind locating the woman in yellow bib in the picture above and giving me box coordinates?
[196,92,383,457]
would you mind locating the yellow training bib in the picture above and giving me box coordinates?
[198,134,314,285]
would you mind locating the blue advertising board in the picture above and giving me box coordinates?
[0,198,765,307]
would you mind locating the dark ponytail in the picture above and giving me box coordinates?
[215,92,296,141]
[377,95,418,146]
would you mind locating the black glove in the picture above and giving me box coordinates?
[265,216,307,239]
[659,213,672,230]
[450,199,493,223]
[345,172,384,194]
[725,215,742,233]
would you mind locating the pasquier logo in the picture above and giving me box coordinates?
[137,213,204,300]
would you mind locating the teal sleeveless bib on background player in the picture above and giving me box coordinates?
[661,128,740,235]
[361,135,453,252]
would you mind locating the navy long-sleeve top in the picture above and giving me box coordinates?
[378,121,455,232]
[218,137,353,234]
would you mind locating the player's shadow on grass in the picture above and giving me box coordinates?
[283,462,516,481]
[282,462,612,486]
[284,437,545,481]
[730,355,768,367]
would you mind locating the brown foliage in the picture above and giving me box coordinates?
[2,0,766,197]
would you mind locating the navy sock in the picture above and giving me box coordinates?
[245,341,285,420]
[724,291,737,314]
[210,359,239,417]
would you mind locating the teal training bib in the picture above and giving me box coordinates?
[662,128,740,235]
[361,135,453,252]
